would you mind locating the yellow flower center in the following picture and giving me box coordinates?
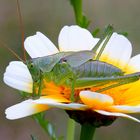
[40,78,136,107]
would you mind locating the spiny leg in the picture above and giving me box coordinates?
[37,74,43,97]
[32,73,43,99]
[70,78,76,102]
[96,78,137,93]
[75,72,140,89]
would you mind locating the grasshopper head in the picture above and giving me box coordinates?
[26,59,40,82]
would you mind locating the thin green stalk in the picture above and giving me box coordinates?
[70,0,82,25]
[70,0,90,28]
[66,118,76,140]
[80,123,96,140]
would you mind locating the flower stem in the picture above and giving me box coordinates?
[80,123,96,140]
[70,0,90,28]
[70,0,82,25]
[66,118,76,140]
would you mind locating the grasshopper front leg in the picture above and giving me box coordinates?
[37,74,43,97]
[32,72,43,99]
[70,77,76,102]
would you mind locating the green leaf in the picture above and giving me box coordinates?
[118,31,128,37]
[92,28,100,37]
[81,15,90,28]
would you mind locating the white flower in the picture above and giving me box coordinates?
[3,25,140,123]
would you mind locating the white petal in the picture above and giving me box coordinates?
[98,33,132,69]
[58,25,99,52]
[24,32,58,58]
[32,97,88,110]
[5,97,87,120]
[111,105,140,113]
[95,110,140,123]
[125,54,140,73]
[80,91,114,108]
[3,61,33,93]
[49,103,88,110]
[5,100,48,120]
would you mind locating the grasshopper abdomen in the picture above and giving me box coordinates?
[74,60,123,78]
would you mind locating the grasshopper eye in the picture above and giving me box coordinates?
[60,58,67,63]
[30,63,34,68]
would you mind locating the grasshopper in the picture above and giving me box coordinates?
[26,49,140,101]
[24,26,140,100]
[26,50,96,98]
[2,24,140,101]
[1,2,139,100]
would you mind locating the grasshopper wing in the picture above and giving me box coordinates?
[63,50,95,67]
[32,52,72,73]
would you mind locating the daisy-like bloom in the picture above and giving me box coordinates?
[3,25,140,125]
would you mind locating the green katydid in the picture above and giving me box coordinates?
[26,50,140,100]
[25,25,110,97]
[25,25,140,100]
[2,22,140,100]
[26,50,96,98]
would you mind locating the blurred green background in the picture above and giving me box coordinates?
[1,0,140,140]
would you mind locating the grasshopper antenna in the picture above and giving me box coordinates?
[16,0,26,61]
[0,40,24,62]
